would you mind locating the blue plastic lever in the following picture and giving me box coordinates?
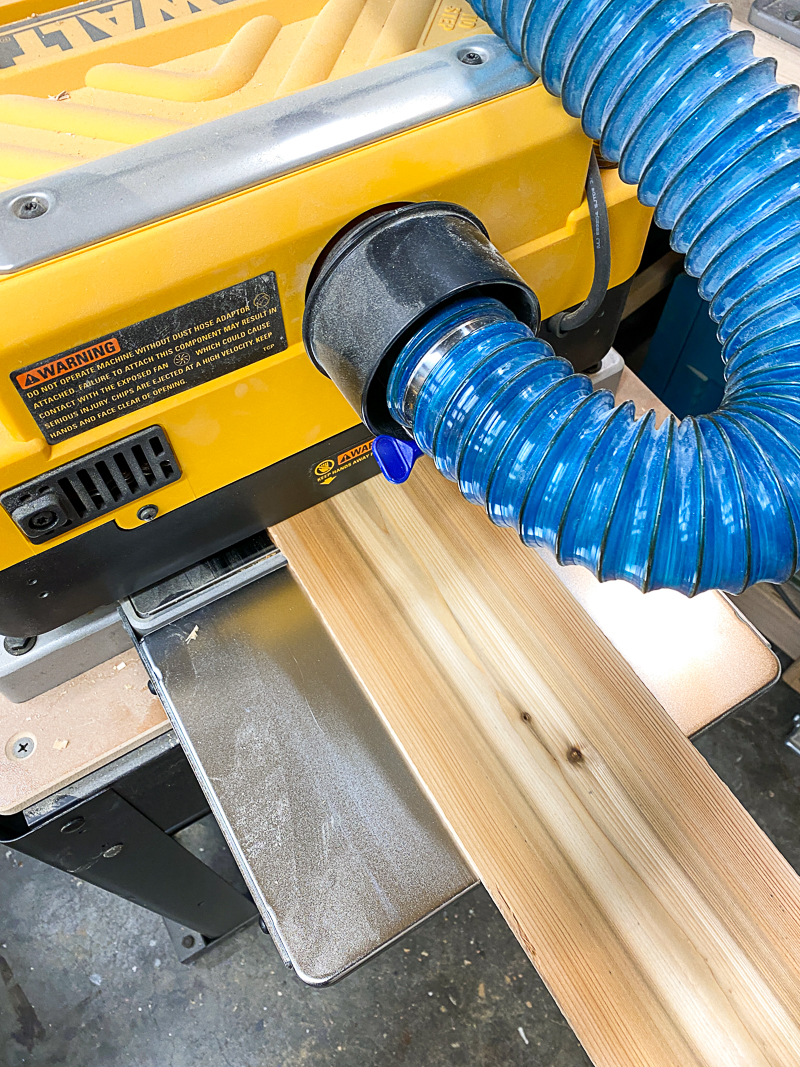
[372,435,423,484]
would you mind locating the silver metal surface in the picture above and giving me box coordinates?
[0,603,130,703]
[135,564,475,985]
[0,36,534,273]
[23,730,180,825]
[400,312,498,427]
[120,534,285,636]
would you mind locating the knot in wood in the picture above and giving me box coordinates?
[567,746,584,765]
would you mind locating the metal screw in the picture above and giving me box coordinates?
[3,635,37,657]
[11,736,35,759]
[786,9,800,21]
[61,817,85,834]
[459,50,484,65]
[102,843,123,859]
[181,935,196,949]
[12,196,48,220]
[137,504,158,522]
[27,509,59,532]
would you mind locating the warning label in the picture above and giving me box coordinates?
[313,439,375,485]
[13,272,287,445]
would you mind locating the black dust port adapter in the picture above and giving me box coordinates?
[302,201,540,441]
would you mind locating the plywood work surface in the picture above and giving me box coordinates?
[272,459,800,1067]
[0,654,169,816]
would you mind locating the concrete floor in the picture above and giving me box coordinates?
[2,661,800,1067]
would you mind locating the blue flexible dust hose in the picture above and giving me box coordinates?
[382,0,800,595]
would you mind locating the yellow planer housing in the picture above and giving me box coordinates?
[0,0,651,636]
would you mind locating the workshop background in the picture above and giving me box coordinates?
[4,0,800,1062]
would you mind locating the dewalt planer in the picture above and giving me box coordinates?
[0,0,657,980]
[12,0,800,985]
[0,0,650,642]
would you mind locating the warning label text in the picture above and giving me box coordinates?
[12,272,287,444]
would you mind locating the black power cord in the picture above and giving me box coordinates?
[548,151,611,336]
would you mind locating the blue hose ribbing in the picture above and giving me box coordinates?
[386,0,800,594]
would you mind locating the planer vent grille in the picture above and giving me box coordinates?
[1,427,180,544]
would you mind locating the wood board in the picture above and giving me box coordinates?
[272,459,800,1067]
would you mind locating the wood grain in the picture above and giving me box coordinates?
[272,460,800,1067]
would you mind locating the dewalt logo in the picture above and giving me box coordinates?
[0,0,240,69]
[15,338,121,390]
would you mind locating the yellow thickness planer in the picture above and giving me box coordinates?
[9,0,788,989]
[0,0,650,639]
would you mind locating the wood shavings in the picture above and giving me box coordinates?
[48,90,70,100]
[115,661,127,671]
[53,739,69,751]
[185,626,199,644]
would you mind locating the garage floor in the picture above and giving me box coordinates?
[2,656,799,1067]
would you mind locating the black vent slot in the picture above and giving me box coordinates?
[1,427,181,544]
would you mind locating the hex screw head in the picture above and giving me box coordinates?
[11,736,35,759]
[3,635,37,657]
[12,196,48,220]
[137,504,159,522]
[102,843,124,859]
[459,50,484,65]
[181,935,196,949]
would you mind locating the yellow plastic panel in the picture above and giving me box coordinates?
[509,169,654,318]
[0,0,651,571]
[86,14,282,100]
[0,0,493,187]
